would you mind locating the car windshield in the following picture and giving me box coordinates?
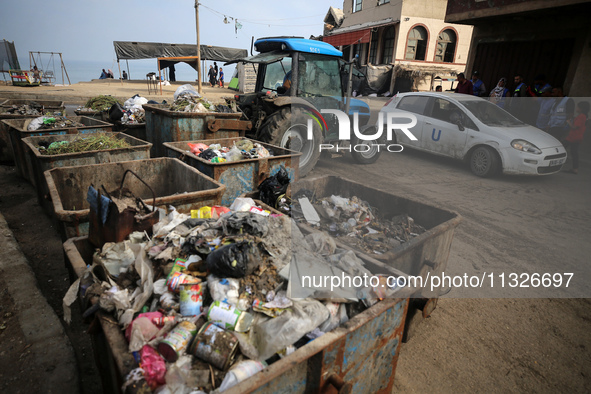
[461,100,524,127]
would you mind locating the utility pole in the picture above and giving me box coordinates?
[195,0,202,94]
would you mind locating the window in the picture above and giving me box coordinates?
[297,54,342,97]
[434,29,457,63]
[368,33,379,64]
[396,95,429,115]
[262,57,291,92]
[429,98,478,129]
[353,0,362,12]
[405,26,428,61]
[378,0,390,4]
[381,27,395,64]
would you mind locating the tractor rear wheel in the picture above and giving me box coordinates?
[257,106,322,177]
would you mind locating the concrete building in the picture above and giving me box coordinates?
[445,0,591,97]
[323,0,473,92]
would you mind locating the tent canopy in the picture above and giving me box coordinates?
[113,41,247,63]
[158,56,199,71]
[1,39,21,73]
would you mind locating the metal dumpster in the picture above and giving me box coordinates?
[74,109,108,121]
[46,157,225,239]
[2,116,113,182]
[21,132,152,213]
[63,234,409,394]
[290,175,462,339]
[0,99,65,161]
[143,103,252,157]
[164,137,301,206]
[114,122,146,142]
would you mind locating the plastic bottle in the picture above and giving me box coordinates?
[218,360,266,391]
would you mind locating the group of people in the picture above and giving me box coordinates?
[452,71,588,175]
[207,62,224,88]
[99,69,114,79]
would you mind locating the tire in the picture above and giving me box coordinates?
[350,124,383,165]
[470,146,500,177]
[257,106,322,177]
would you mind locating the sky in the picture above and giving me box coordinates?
[1,0,342,68]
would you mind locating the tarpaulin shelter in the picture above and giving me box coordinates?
[113,41,248,85]
[1,40,21,76]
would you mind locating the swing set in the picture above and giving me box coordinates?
[18,51,71,86]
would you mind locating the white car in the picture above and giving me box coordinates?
[379,92,567,177]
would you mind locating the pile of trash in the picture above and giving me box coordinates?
[108,94,149,125]
[0,102,64,116]
[26,116,84,131]
[77,95,122,113]
[64,195,397,393]
[168,84,235,114]
[35,133,130,155]
[281,192,427,256]
[185,139,272,164]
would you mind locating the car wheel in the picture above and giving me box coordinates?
[350,124,383,164]
[470,146,500,177]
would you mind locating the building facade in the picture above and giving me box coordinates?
[323,0,473,92]
[445,0,591,97]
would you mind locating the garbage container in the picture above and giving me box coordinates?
[0,99,65,162]
[2,116,113,182]
[22,132,152,213]
[46,157,225,239]
[73,109,108,121]
[63,235,409,394]
[290,175,462,339]
[164,137,301,206]
[143,104,252,157]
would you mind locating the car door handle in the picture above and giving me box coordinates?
[425,122,432,125]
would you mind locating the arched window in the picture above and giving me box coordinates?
[435,29,457,63]
[405,26,428,61]
[381,27,395,64]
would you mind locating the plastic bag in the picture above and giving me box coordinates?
[229,197,256,212]
[225,145,242,162]
[124,94,148,109]
[259,167,290,208]
[187,142,208,155]
[140,345,167,390]
[252,298,329,360]
[220,211,269,237]
[305,232,336,256]
[208,275,241,307]
[27,116,50,131]
[128,316,161,352]
[253,143,270,158]
[235,139,254,151]
[205,241,253,278]
[108,102,124,123]
[174,84,200,100]
[198,149,217,161]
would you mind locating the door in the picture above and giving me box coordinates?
[394,95,430,148]
[421,97,468,158]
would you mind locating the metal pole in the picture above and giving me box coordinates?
[195,0,202,94]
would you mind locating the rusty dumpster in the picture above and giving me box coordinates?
[164,137,301,206]
[290,175,462,339]
[21,132,152,213]
[63,234,410,394]
[46,157,225,239]
[74,109,108,121]
[0,99,65,161]
[143,104,252,157]
[2,116,113,182]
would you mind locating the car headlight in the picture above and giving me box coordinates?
[511,139,542,154]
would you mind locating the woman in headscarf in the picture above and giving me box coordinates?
[107,69,114,78]
[489,78,510,108]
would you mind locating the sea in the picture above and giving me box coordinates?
[53,59,235,85]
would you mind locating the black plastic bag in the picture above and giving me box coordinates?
[205,241,252,278]
[259,166,290,208]
[108,102,124,123]
[199,149,217,161]
[220,212,268,237]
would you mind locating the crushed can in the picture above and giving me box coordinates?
[207,300,253,332]
[189,322,239,371]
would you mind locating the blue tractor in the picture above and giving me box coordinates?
[229,37,379,176]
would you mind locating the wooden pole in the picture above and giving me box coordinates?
[195,0,202,94]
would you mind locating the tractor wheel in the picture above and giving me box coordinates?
[350,124,383,164]
[257,106,322,177]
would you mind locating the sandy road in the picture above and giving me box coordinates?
[308,129,591,392]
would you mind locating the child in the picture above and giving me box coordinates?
[564,101,589,174]
[218,68,224,88]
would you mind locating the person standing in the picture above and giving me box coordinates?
[454,73,473,95]
[547,87,575,140]
[169,64,176,82]
[535,86,554,130]
[218,67,224,88]
[563,101,589,174]
[510,73,533,123]
[213,62,219,85]
[471,71,486,97]
[533,74,552,96]
[489,78,510,108]
[208,65,216,87]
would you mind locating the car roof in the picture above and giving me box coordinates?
[396,92,485,102]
